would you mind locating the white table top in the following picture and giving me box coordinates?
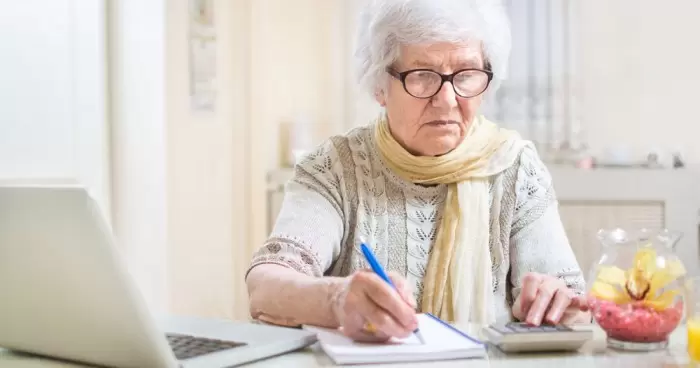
[0,324,693,368]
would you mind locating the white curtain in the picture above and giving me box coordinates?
[482,0,583,156]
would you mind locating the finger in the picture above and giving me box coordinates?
[355,291,413,338]
[511,297,525,321]
[360,273,417,329]
[349,329,391,343]
[526,278,560,325]
[340,303,393,343]
[570,295,590,311]
[544,288,572,324]
[388,272,416,309]
[350,273,415,337]
[519,272,543,315]
[340,321,392,343]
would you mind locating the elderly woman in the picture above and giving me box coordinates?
[246,0,590,342]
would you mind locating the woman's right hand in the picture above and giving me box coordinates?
[331,270,418,342]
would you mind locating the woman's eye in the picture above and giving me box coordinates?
[455,74,473,82]
[414,72,436,79]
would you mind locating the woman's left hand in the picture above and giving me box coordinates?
[512,272,590,325]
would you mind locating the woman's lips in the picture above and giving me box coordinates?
[425,120,459,126]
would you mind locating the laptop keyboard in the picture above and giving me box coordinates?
[166,333,247,360]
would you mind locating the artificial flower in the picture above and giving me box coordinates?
[589,246,685,310]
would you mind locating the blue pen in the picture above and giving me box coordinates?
[360,242,426,344]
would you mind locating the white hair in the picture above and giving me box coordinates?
[353,0,511,96]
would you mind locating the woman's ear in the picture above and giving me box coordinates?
[374,88,387,107]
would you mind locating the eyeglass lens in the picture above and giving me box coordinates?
[403,70,489,98]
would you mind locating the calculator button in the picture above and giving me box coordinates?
[515,325,537,332]
[505,323,533,332]
[492,325,516,334]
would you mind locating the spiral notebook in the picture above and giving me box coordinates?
[303,313,486,365]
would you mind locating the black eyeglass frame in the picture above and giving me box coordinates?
[386,67,494,99]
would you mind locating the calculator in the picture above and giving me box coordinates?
[482,322,594,353]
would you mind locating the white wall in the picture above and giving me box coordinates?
[249,0,347,171]
[0,0,110,220]
[165,0,251,320]
[246,0,350,251]
[579,0,700,164]
[110,0,252,319]
[109,0,168,313]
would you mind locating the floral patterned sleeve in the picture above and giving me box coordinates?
[247,140,344,278]
[508,146,587,302]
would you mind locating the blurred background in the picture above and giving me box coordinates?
[1,0,699,322]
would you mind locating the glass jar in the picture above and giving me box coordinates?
[587,228,686,351]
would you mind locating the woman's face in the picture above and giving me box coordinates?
[376,41,487,156]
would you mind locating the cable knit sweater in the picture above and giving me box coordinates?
[248,125,585,323]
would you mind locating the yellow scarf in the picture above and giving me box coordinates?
[374,115,526,325]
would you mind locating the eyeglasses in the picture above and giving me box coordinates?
[386,68,493,99]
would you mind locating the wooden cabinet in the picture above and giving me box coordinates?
[558,200,665,275]
[266,167,700,276]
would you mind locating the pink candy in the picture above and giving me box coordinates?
[589,298,683,343]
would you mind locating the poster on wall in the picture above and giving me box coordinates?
[189,0,217,113]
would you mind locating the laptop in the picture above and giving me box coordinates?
[0,184,317,368]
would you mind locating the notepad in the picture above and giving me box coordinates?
[303,313,486,365]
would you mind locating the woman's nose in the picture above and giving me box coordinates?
[431,81,459,108]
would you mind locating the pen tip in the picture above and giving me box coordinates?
[415,330,426,345]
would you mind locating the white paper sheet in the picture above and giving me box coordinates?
[304,314,486,364]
